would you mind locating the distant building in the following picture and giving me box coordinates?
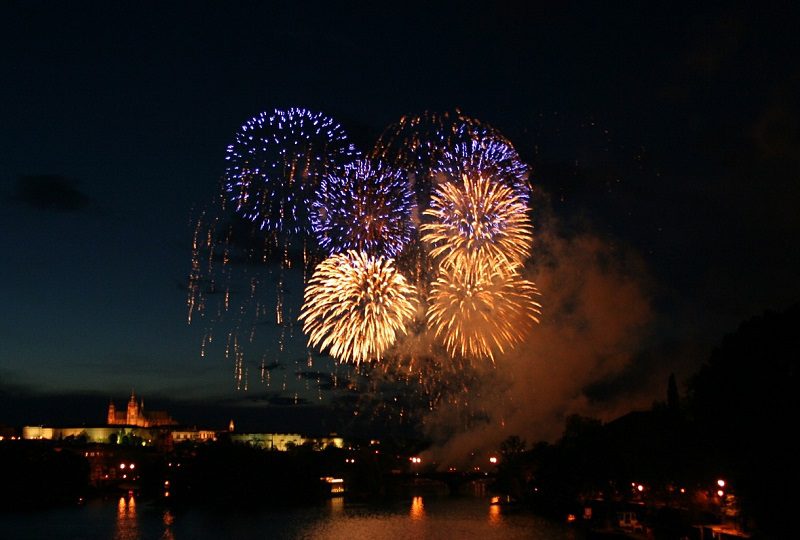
[22,425,155,444]
[19,394,344,451]
[171,429,217,443]
[231,432,344,451]
[107,391,177,427]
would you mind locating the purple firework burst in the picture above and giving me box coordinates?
[224,108,358,236]
[312,160,414,258]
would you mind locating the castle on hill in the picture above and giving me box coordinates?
[107,391,177,427]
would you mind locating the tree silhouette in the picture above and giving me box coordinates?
[667,373,680,411]
[689,303,800,536]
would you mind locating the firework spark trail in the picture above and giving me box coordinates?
[299,251,418,365]
[312,160,414,257]
[188,109,361,390]
[427,263,541,362]
[222,108,358,331]
[421,174,533,272]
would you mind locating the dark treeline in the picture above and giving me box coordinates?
[492,303,800,539]
[0,441,89,508]
[0,436,416,511]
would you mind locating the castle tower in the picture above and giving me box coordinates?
[126,391,139,426]
[107,401,116,425]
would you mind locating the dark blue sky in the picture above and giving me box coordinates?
[1,2,798,426]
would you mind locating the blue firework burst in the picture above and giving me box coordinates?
[224,108,359,235]
[435,135,531,202]
[312,160,414,258]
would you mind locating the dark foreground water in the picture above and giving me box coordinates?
[0,494,585,540]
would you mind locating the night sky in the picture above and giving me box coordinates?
[1,2,798,435]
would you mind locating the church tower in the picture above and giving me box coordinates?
[126,391,139,426]
[107,400,116,425]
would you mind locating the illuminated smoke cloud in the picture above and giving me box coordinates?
[424,216,654,466]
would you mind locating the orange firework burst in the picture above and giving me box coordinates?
[299,250,418,365]
[427,262,541,362]
[421,173,533,272]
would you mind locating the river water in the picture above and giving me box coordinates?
[1,494,585,540]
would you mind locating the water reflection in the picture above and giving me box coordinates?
[297,496,578,540]
[488,502,502,525]
[162,509,175,540]
[328,496,344,515]
[114,495,139,540]
[2,494,580,540]
[410,496,425,521]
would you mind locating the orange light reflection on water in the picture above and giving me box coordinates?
[161,509,175,540]
[488,503,502,525]
[410,496,425,520]
[114,495,139,540]
[328,496,344,515]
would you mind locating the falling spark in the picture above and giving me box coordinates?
[188,108,359,389]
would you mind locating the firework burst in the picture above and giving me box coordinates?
[368,111,510,299]
[427,263,541,362]
[369,110,493,212]
[311,160,414,257]
[436,136,531,201]
[224,107,358,235]
[421,173,533,271]
[299,251,418,365]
